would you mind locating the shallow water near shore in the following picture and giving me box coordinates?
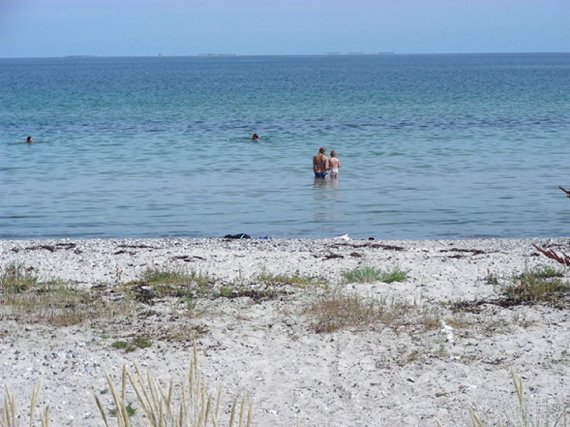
[1,53,570,239]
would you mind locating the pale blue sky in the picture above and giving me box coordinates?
[0,0,568,57]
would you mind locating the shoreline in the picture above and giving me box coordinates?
[1,237,570,425]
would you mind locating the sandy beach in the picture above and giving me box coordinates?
[1,237,569,426]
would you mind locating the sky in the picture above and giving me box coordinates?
[0,0,568,57]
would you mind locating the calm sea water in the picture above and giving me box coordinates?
[1,54,569,240]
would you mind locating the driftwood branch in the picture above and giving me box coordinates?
[533,244,570,267]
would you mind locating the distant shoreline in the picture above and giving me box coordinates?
[1,51,569,60]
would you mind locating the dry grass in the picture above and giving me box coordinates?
[305,290,417,333]
[96,346,252,427]
[468,373,569,427]
[1,384,49,427]
[2,347,252,427]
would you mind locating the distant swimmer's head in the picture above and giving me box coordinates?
[26,136,32,144]
[251,133,260,141]
[318,146,326,154]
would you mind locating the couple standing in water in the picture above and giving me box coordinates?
[313,146,341,179]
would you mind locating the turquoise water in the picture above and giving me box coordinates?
[1,54,569,239]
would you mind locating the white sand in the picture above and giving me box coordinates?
[1,237,569,426]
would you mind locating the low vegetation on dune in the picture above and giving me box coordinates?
[1,347,253,427]
[1,248,569,426]
[0,263,130,326]
[341,265,408,284]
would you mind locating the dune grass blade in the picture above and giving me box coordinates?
[1,387,17,427]
[95,395,110,427]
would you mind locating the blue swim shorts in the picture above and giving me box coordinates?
[314,172,327,178]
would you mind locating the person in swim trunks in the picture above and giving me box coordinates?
[313,146,329,178]
[328,150,341,178]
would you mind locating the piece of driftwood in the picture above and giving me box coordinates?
[532,244,570,267]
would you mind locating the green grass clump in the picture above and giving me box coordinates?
[504,275,567,305]
[379,267,409,283]
[342,266,408,284]
[0,263,38,294]
[500,266,568,305]
[123,267,214,303]
[516,266,564,280]
[111,335,152,353]
[141,268,194,286]
[109,401,136,419]
[255,271,327,287]
[484,271,500,285]
[1,269,125,327]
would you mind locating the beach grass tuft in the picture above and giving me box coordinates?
[468,373,569,427]
[141,267,212,288]
[112,335,153,353]
[0,262,38,293]
[1,383,49,427]
[305,291,415,333]
[96,346,253,427]
[504,268,568,305]
[1,268,130,327]
[342,266,408,284]
[255,271,327,288]
[3,346,252,427]
[122,267,214,304]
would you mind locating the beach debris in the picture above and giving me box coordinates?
[439,248,485,256]
[224,233,251,239]
[117,243,159,250]
[441,321,455,344]
[12,242,78,253]
[532,244,570,267]
[113,249,136,255]
[558,186,570,198]
[333,234,351,241]
[323,253,344,260]
[171,254,206,262]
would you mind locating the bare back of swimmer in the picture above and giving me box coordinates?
[313,146,328,178]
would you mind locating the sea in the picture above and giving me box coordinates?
[1,53,569,240]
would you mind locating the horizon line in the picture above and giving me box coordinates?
[1,51,569,60]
